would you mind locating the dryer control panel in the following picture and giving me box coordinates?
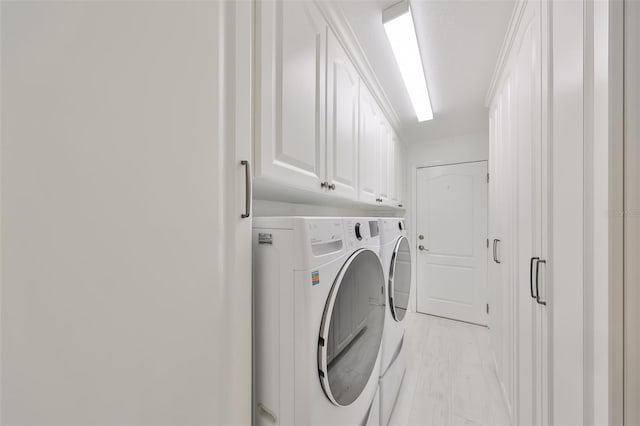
[344,218,379,250]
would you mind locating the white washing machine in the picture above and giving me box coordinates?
[252,217,386,425]
[378,218,412,425]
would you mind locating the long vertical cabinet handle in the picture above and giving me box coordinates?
[530,257,540,298]
[535,259,547,306]
[493,239,501,264]
[241,160,251,219]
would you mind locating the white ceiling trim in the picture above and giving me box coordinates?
[484,0,528,106]
[315,0,402,137]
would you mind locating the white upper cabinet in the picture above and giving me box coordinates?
[378,119,392,202]
[391,133,406,207]
[326,29,359,199]
[254,0,406,208]
[358,83,381,204]
[255,0,327,193]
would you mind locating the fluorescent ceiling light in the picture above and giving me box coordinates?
[383,1,433,122]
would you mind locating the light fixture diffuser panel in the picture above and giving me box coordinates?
[383,2,433,122]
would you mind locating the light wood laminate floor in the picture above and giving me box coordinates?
[389,313,511,426]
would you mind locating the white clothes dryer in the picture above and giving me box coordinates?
[252,217,385,426]
[378,218,412,425]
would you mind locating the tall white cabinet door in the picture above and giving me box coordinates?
[358,84,380,203]
[1,2,251,424]
[326,30,359,199]
[255,0,326,192]
[513,4,544,424]
[488,73,516,413]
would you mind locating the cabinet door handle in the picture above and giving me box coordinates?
[530,257,540,299]
[535,259,547,306]
[241,160,251,219]
[329,183,336,190]
[493,239,501,264]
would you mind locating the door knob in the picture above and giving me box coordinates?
[418,235,424,240]
[418,245,428,251]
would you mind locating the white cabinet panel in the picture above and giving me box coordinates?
[389,136,397,203]
[358,83,380,204]
[390,134,406,208]
[379,119,391,202]
[255,1,405,209]
[326,30,359,199]
[1,2,252,424]
[255,0,326,192]
[399,140,407,206]
[488,2,551,424]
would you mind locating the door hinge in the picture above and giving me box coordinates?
[487,173,490,183]
[486,303,490,314]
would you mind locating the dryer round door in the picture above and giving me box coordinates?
[318,248,385,407]
[389,236,411,322]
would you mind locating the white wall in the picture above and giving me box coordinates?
[405,130,489,312]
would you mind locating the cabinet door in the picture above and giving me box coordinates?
[389,135,398,203]
[488,76,515,414]
[393,136,406,207]
[255,0,326,192]
[378,119,391,202]
[326,30,359,199]
[1,2,252,424]
[358,84,380,203]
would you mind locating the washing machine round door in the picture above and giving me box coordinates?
[389,236,411,322]
[318,248,385,407]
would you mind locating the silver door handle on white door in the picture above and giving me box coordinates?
[493,239,501,263]
[241,160,251,218]
[418,245,429,251]
[535,259,547,306]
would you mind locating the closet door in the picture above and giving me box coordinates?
[358,84,380,204]
[489,73,516,413]
[255,0,326,192]
[326,30,359,199]
[1,2,252,424]
[513,2,550,424]
[514,4,543,423]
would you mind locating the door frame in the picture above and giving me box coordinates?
[608,0,625,425]
[411,160,490,318]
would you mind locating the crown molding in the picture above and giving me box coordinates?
[484,0,528,106]
[314,0,403,139]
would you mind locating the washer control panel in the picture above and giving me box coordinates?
[344,218,380,249]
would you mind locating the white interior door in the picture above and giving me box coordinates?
[416,161,488,325]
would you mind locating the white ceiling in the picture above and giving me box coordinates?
[337,0,515,143]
